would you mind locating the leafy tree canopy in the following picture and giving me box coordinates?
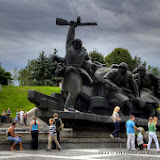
[89,49,105,64]
[0,63,12,85]
[18,49,59,86]
[105,48,146,71]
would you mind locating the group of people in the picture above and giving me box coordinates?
[7,113,63,151]
[1,108,28,125]
[110,106,160,151]
[1,108,12,123]
[15,109,28,125]
[6,106,160,151]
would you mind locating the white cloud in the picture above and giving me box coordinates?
[0,0,160,71]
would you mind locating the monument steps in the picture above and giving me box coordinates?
[0,127,159,150]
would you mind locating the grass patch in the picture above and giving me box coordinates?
[0,85,61,118]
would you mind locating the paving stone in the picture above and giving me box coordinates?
[0,148,160,160]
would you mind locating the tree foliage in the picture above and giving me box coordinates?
[18,60,36,86]
[0,63,12,85]
[105,48,146,71]
[147,65,160,76]
[18,49,58,86]
[89,50,105,64]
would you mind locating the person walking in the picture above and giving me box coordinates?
[147,117,160,151]
[23,110,28,126]
[46,118,61,151]
[126,115,140,150]
[110,106,121,139]
[30,117,40,150]
[52,113,63,149]
[7,122,24,151]
[19,109,24,125]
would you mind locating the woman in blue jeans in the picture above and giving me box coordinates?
[7,122,24,150]
[110,106,121,139]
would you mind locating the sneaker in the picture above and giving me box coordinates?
[58,148,62,151]
[46,149,51,152]
[109,134,114,139]
[115,137,121,139]
[131,149,137,151]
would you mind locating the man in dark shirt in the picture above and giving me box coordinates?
[6,108,12,123]
[52,113,61,149]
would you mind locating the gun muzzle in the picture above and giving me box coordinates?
[56,18,69,25]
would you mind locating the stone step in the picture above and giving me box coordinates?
[0,131,48,140]
[0,123,47,129]
[0,127,128,140]
[0,138,127,150]
[0,137,156,151]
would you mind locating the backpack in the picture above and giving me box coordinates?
[58,118,64,132]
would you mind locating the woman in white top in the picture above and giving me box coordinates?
[19,109,24,125]
[110,106,121,139]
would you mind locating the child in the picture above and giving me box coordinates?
[46,118,62,151]
[153,116,158,125]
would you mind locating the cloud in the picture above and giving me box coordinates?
[0,0,160,71]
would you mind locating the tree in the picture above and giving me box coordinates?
[148,65,160,76]
[105,48,146,71]
[105,48,132,67]
[0,63,12,85]
[89,49,105,64]
[18,49,58,86]
[130,56,147,71]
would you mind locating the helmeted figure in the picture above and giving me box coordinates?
[103,62,139,115]
[63,24,93,111]
[133,65,160,116]
[54,17,97,111]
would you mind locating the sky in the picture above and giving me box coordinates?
[0,0,160,72]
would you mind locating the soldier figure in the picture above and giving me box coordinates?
[133,65,160,117]
[103,62,139,115]
[54,17,97,111]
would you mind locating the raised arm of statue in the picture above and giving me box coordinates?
[66,25,76,50]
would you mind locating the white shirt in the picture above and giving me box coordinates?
[19,111,24,117]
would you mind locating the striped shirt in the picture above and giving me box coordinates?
[49,124,56,136]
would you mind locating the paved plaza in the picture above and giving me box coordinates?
[0,148,160,160]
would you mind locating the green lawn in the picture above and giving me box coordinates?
[0,86,61,118]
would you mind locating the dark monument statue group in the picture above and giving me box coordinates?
[28,17,160,128]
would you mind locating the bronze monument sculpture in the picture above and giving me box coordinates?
[28,17,160,130]
[133,65,160,117]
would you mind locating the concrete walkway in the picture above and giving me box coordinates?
[0,148,160,160]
